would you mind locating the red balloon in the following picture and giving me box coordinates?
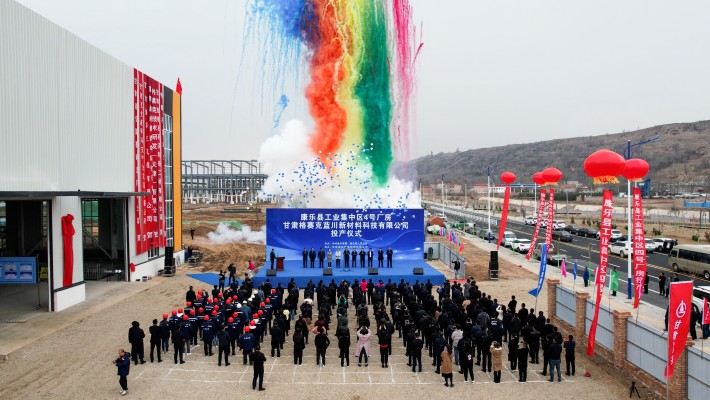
[584,149,625,184]
[500,172,516,184]
[542,168,563,185]
[621,159,649,182]
[532,172,546,185]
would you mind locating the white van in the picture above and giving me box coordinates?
[501,231,517,248]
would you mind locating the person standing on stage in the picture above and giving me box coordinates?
[377,248,384,268]
[367,248,374,268]
[335,249,341,268]
[359,248,366,268]
[327,249,333,268]
[343,249,350,268]
[270,249,276,269]
[302,248,308,268]
[309,248,317,268]
[318,247,325,268]
[351,247,357,268]
[386,246,393,268]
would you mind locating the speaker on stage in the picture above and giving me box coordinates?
[413,267,424,275]
[490,251,498,263]
[368,268,378,275]
[323,268,333,276]
[266,269,277,277]
[164,246,174,266]
[489,261,499,271]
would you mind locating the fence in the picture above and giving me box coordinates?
[424,241,464,273]
[687,346,710,400]
[550,281,710,400]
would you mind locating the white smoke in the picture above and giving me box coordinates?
[258,119,421,209]
[207,223,266,244]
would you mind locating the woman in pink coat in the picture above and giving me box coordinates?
[356,327,371,367]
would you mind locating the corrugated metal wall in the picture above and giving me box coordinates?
[555,285,576,326]
[0,1,133,192]
[585,299,615,350]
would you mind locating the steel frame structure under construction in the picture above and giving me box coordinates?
[182,160,267,204]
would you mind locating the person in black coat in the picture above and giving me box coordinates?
[309,248,317,268]
[343,249,350,268]
[113,349,131,395]
[377,248,384,267]
[251,345,267,391]
[171,328,186,364]
[386,247,393,267]
[128,321,146,365]
[408,332,424,372]
[293,328,305,365]
[270,249,276,269]
[643,272,649,294]
[186,286,196,303]
[216,325,231,366]
[318,248,326,268]
[517,339,529,382]
[563,335,576,376]
[315,327,330,366]
[148,319,163,363]
[337,327,351,367]
[270,323,284,357]
[302,248,308,268]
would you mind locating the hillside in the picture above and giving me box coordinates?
[415,120,710,188]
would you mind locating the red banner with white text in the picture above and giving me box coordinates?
[587,190,613,357]
[544,188,555,249]
[664,281,693,379]
[525,190,546,260]
[703,298,710,324]
[133,69,166,255]
[632,188,647,309]
[496,186,511,250]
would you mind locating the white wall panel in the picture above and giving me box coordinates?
[0,0,134,192]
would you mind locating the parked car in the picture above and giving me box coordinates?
[609,240,632,258]
[643,239,656,253]
[692,286,710,314]
[524,216,536,225]
[552,230,573,242]
[652,238,678,252]
[577,227,598,237]
[501,231,517,248]
[553,220,567,230]
[532,243,566,266]
[597,229,623,241]
[478,229,497,241]
[511,239,532,253]
[563,225,580,235]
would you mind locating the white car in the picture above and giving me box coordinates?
[553,220,567,230]
[652,238,676,252]
[597,229,623,241]
[644,239,655,253]
[609,240,631,258]
[511,239,531,253]
[524,216,536,225]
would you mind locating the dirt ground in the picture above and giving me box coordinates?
[0,204,639,399]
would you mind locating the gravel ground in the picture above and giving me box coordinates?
[0,267,631,400]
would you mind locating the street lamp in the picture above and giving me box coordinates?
[486,163,502,242]
[441,174,448,221]
[623,136,660,299]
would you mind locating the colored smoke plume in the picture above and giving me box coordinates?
[207,223,266,244]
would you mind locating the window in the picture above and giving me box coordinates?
[81,199,99,247]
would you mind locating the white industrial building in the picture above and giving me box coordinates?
[0,1,183,312]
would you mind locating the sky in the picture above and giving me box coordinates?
[17,0,710,161]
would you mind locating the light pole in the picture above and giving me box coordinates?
[623,136,660,299]
[486,163,502,242]
[441,174,447,221]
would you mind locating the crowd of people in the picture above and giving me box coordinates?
[116,274,579,394]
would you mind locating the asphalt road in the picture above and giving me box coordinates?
[425,203,710,310]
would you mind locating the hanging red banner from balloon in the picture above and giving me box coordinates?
[525,190,546,260]
[497,186,511,250]
[632,188,647,309]
[664,281,693,379]
[544,188,555,249]
[587,190,613,357]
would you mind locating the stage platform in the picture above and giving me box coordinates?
[252,259,445,287]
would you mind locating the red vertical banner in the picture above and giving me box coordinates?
[496,186,511,250]
[134,69,165,255]
[525,190,546,260]
[587,190,613,357]
[632,188,647,308]
[544,188,555,249]
[703,298,710,325]
[664,281,693,379]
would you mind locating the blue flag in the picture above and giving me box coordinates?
[529,244,548,297]
[572,260,578,281]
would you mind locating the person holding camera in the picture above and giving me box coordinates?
[113,349,131,396]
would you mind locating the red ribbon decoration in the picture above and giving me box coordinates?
[61,214,75,287]
[665,281,693,379]
[632,188,647,309]
[587,190,613,357]
[496,186,511,250]
[525,190,546,260]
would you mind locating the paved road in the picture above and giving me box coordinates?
[425,202,710,310]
